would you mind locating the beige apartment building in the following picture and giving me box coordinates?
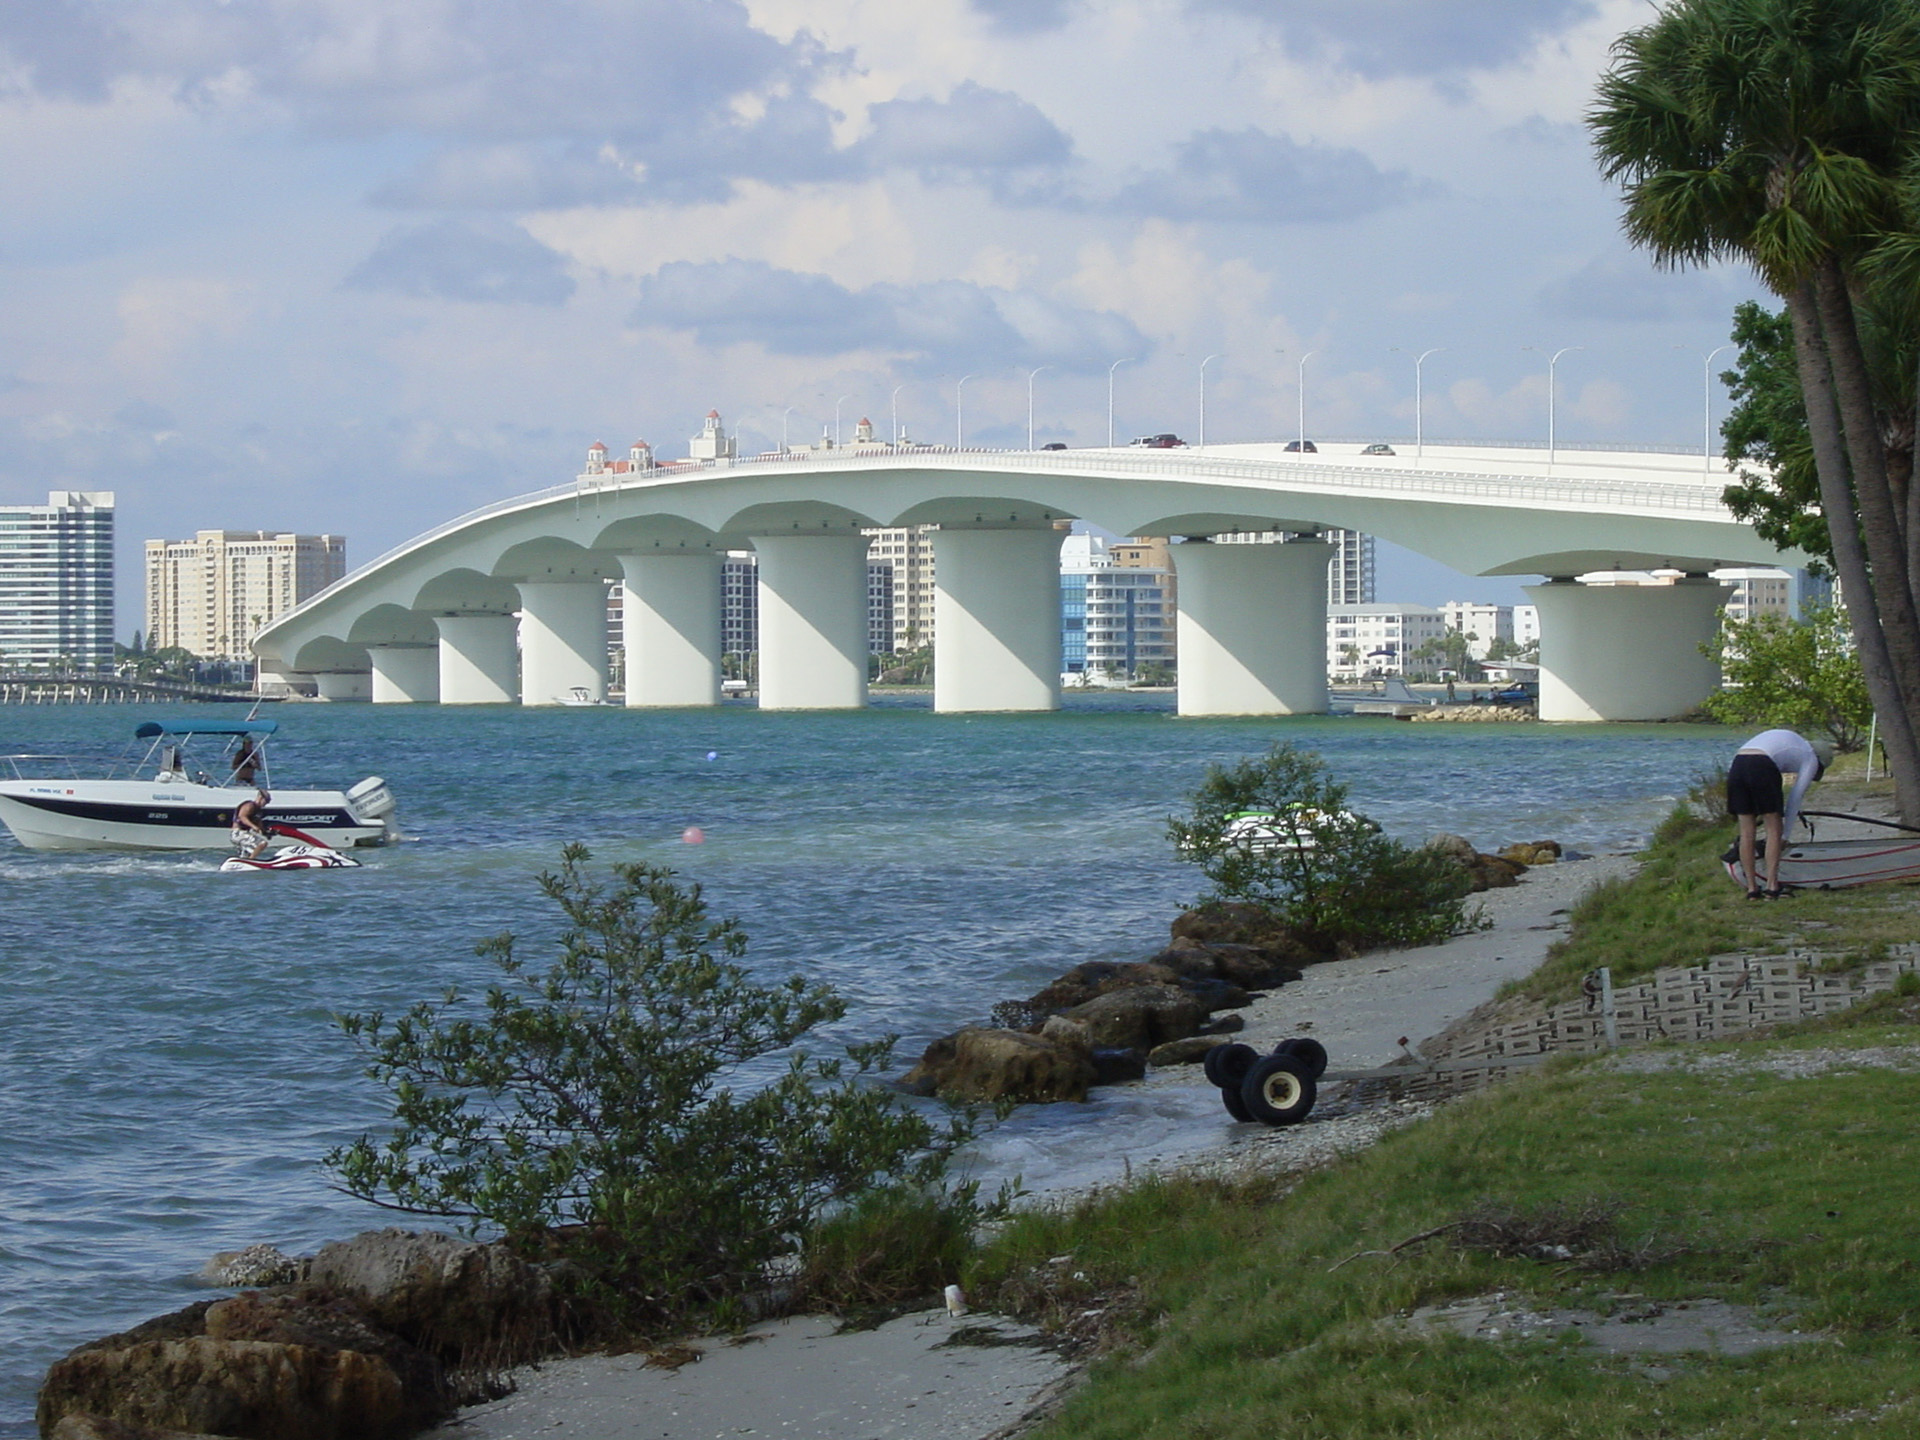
[146,531,346,660]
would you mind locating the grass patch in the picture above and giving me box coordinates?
[1505,795,1920,1007]
[972,1040,1920,1438]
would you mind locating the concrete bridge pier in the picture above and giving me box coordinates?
[618,553,722,707]
[932,527,1065,712]
[753,534,871,710]
[367,644,440,703]
[312,671,371,702]
[434,613,519,704]
[519,581,609,706]
[1172,537,1332,716]
[1527,576,1728,721]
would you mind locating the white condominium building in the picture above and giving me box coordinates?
[146,530,346,660]
[1327,603,1447,678]
[1439,601,1516,660]
[0,490,115,669]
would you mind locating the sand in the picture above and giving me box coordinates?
[433,853,1634,1440]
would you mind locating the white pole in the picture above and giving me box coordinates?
[1703,344,1733,471]
[834,394,853,448]
[1027,366,1050,450]
[1415,348,1443,459]
[956,374,975,448]
[891,384,907,446]
[1546,347,1582,467]
[782,405,797,451]
[1199,354,1222,450]
[1107,357,1135,447]
[1297,351,1316,448]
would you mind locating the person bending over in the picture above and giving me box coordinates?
[232,789,273,860]
[1727,729,1830,900]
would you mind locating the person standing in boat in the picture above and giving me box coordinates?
[232,789,273,859]
[230,735,263,788]
[1727,729,1831,900]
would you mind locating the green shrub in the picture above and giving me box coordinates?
[328,844,973,1332]
[1166,744,1473,955]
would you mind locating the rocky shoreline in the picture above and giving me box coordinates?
[36,831,1594,1440]
[894,832,1568,1107]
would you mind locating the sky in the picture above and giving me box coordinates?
[0,0,1772,640]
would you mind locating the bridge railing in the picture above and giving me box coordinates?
[283,445,1736,620]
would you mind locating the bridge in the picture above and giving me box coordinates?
[250,440,1802,723]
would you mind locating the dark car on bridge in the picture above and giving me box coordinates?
[1284,439,1318,453]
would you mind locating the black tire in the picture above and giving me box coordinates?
[1240,1054,1317,1126]
[1277,1037,1329,1080]
[1220,1083,1255,1122]
[1202,1042,1258,1090]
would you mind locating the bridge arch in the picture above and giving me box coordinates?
[254,443,1808,720]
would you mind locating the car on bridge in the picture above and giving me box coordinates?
[1284,439,1318,453]
[1130,433,1187,448]
[1361,443,1396,456]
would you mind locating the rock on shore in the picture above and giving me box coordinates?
[38,1231,558,1440]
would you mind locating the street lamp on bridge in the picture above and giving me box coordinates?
[1393,347,1445,459]
[1107,356,1135,448]
[1199,354,1223,450]
[955,374,976,448]
[833,394,855,448]
[1296,351,1316,450]
[1027,366,1051,450]
[1527,346,1584,467]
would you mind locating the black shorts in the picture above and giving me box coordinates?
[1727,751,1783,816]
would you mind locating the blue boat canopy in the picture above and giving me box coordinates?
[134,719,279,739]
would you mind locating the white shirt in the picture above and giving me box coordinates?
[1738,729,1822,834]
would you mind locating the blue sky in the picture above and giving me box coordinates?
[0,0,1768,637]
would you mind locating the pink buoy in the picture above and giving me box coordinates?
[681,826,706,845]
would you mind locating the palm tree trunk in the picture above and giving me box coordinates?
[1789,278,1920,821]
[1816,259,1920,683]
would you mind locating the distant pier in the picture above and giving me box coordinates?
[0,673,262,705]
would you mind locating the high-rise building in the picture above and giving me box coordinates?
[863,526,937,651]
[0,490,114,669]
[145,531,345,660]
[1060,533,1175,681]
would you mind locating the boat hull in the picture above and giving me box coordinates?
[0,781,386,853]
[1724,837,1920,890]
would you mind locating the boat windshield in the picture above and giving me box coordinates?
[129,720,277,787]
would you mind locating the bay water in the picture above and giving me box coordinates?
[0,695,1735,1433]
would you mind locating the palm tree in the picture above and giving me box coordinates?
[1590,0,1920,819]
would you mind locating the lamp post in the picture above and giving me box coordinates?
[890,383,908,446]
[1701,344,1733,471]
[1297,351,1316,449]
[1026,366,1051,449]
[781,405,797,452]
[833,394,854,448]
[1107,357,1135,447]
[1395,347,1444,459]
[1528,346,1584,466]
[1199,354,1222,450]
[955,374,975,448]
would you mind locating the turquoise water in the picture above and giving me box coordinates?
[0,696,1736,1432]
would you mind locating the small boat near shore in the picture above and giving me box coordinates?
[0,718,395,852]
[1722,810,1920,890]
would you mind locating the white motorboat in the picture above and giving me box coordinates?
[0,718,395,853]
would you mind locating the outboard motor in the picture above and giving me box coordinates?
[346,776,396,822]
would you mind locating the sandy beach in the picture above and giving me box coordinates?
[433,852,1634,1440]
